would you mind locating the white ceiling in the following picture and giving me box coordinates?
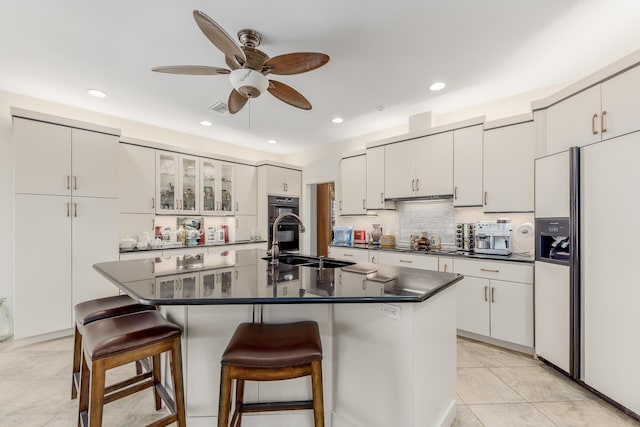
[2,0,640,154]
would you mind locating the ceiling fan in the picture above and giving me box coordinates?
[152,10,330,114]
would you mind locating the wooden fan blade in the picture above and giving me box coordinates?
[151,65,230,75]
[225,56,241,70]
[263,53,329,75]
[228,89,248,114]
[267,80,312,110]
[193,10,246,65]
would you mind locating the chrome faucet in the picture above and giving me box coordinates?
[271,212,305,265]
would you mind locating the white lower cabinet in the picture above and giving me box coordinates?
[377,251,438,270]
[14,194,119,339]
[328,246,369,262]
[454,258,533,348]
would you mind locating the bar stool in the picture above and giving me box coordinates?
[77,310,186,427]
[72,295,156,399]
[218,321,324,427]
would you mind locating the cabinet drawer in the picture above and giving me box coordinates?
[377,251,438,271]
[453,258,533,283]
[328,247,369,263]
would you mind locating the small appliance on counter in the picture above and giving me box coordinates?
[455,223,475,251]
[474,220,512,255]
[332,226,353,245]
[353,229,367,244]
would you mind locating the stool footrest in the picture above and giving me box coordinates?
[240,399,314,413]
[104,371,152,396]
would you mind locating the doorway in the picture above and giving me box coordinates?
[312,182,335,257]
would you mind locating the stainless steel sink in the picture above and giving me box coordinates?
[262,255,355,269]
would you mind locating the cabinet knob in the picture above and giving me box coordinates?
[415,178,420,192]
[380,192,384,204]
[411,179,415,192]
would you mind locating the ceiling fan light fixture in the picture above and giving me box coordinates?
[229,68,269,98]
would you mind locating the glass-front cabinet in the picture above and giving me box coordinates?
[200,159,234,215]
[156,152,199,215]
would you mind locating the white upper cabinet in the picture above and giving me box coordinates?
[366,146,395,210]
[233,163,257,216]
[483,121,535,212]
[118,143,155,214]
[453,125,483,206]
[14,117,118,198]
[384,132,453,199]
[200,159,234,215]
[156,151,200,215]
[535,150,570,219]
[339,154,366,215]
[263,165,301,197]
[545,64,640,154]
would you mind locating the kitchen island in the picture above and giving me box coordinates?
[94,249,463,427]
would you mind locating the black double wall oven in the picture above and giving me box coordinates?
[268,195,300,254]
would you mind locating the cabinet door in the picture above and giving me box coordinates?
[156,151,179,214]
[219,162,234,213]
[72,129,119,198]
[71,197,119,306]
[534,150,570,218]
[179,155,199,214]
[366,146,394,210]
[453,126,482,206]
[201,159,217,215]
[339,155,366,215]
[384,141,415,198]
[438,257,454,273]
[546,85,601,154]
[118,144,155,213]
[264,165,285,195]
[14,118,71,196]
[456,276,490,336]
[483,122,535,212]
[14,194,72,339]
[416,132,453,197]
[283,168,301,196]
[234,215,257,241]
[489,280,533,347]
[600,64,640,141]
[234,164,257,215]
[234,265,258,297]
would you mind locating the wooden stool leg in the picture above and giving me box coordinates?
[231,379,244,427]
[88,359,107,427]
[77,350,90,427]
[152,354,162,410]
[311,361,325,427]
[71,325,82,399]
[218,365,232,427]
[170,337,186,427]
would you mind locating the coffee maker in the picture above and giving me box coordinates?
[475,221,512,255]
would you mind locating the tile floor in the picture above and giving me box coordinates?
[0,335,638,426]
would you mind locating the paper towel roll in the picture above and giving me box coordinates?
[516,222,534,239]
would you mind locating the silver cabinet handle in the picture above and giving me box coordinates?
[484,286,488,302]
[343,253,354,257]
[601,110,607,133]
[371,256,376,263]
[151,197,155,209]
[411,179,415,192]
[363,199,366,210]
[74,176,78,190]
[415,178,420,192]
[339,201,342,211]
[66,176,70,190]
[592,113,598,135]
[443,264,448,272]
[380,192,384,204]
[399,259,413,263]
[491,287,496,303]
[480,268,499,273]
[484,191,488,205]
[66,202,70,217]
[362,279,366,290]
[235,270,238,280]
[74,203,78,217]
[454,186,458,200]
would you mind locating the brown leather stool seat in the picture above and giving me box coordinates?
[77,310,185,427]
[71,295,156,399]
[218,321,324,426]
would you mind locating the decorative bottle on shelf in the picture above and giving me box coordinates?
[371,224,382,245]
[0,297,12,342]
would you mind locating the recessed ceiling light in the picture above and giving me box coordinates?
[200,120,213,126]
[268,139,278,144]
[429,82,446,91]
[332,117,344,124]
[87,89,108,98]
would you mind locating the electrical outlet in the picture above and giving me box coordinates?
[380,304,401,320]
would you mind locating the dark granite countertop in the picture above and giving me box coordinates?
[94,249,463,306]
[330,243,534,263]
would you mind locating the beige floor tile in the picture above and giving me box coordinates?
[453,404,485,426]
[470,403,556,427]
[461,339,539,368]
[490,365,593,402]
[534,400,640,427]
[0,414,56,426]
[458,341,483,368]
[457,367,525,404]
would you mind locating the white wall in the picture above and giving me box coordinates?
[0,89,280,319]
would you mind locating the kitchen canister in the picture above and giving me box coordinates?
[0,297,12,342]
